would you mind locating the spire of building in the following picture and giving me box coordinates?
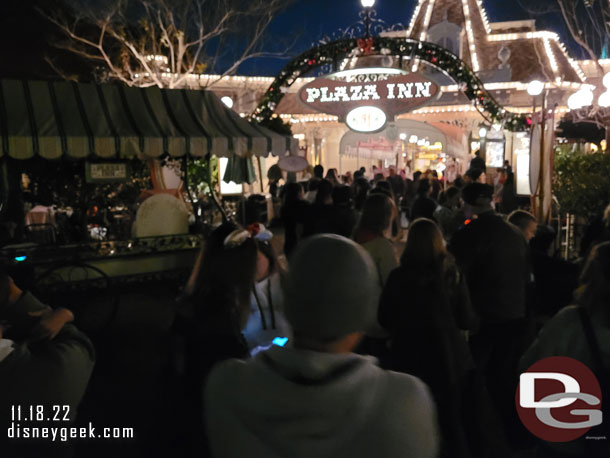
[404,0,584,83]
[406,0,491,72]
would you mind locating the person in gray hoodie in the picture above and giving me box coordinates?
[204,234,439,458]
[0,274,95,456]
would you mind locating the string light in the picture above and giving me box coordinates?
[441,81,591,92]
[474,0,492,34]
[488,31,585,81]
[419,0,436,42]
[407,104,570,115]
[406,0,426,37]
[461,0,480,72]
[543,38,559,76]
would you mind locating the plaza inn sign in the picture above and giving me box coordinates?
[298,68,440,133]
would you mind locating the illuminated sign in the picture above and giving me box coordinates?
[304,82,434,104]
[298,68,439,132]
[346,106,387,133]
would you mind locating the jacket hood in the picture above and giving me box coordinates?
[208,346,384,457]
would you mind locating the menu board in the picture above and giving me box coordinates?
[486,141,505,168]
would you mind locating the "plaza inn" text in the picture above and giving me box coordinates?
[305,82,434,103]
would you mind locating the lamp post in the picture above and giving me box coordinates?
[527,79,546,221]
[568,72,610,148]
[477,125,488,169]
[360,0,375,38]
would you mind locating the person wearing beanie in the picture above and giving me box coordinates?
[204,235,439,458]
[448,183,532,441]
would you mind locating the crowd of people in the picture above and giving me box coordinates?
[2,157,610,458]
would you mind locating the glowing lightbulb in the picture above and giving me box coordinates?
[527,80,544,96]
[598,91,610,108]
[361,0,375,7]
[568,92,583,110]
[221,96,234,109]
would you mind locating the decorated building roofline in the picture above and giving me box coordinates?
[405,0,586,84]
[252,36,531,132]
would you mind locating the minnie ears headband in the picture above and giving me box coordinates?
[223,223,273,248]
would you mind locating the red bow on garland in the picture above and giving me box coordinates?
[357,38,374,55]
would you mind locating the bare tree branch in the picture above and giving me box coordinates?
[40,0,293,89]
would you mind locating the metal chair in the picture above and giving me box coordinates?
[24,224,57,245]
[33,262,120,333]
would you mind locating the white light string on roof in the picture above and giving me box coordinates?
[543,37,560,78]
[487,31,586,81]
[408,104,571,115]
[461,0,480,72]
[419,0,436,42]
[474,0,492,34]
[406,0,426,37]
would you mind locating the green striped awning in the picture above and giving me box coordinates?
[0,79,298,160]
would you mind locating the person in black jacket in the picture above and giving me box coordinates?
[303,179,335,237]
[281,182,310,257]
[411,178,437,221]
[529,225,579,322]
[448,183,532,444]
[331,185,357,238]
[379,218,510,458]
[470,150,486,173]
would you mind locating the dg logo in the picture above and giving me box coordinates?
[516,356,603,442]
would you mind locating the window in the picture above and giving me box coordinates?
[428,21,462,57]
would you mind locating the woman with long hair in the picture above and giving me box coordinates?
[378,219,499,458]
[172,222,259,455]
[353,176,370,213]
[353,193,398,286]
[242,224,292,354]
[325,168,340,187]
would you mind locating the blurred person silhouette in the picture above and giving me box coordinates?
[0,272,94,457]
[448,183,531,444]
[205,235,439,458]
[281,182,310,257]
[521,241,610,457]
[379,218,508,458]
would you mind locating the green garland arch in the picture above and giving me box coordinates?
[253,36,530,132]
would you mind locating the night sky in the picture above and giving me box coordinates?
[0,0,575,79]
[240,0,572,75]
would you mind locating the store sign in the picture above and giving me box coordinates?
[86,162,129,183]
[345,106,387,132]
[298,68,439,132]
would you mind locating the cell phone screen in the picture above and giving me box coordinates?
[272,337,289,347]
